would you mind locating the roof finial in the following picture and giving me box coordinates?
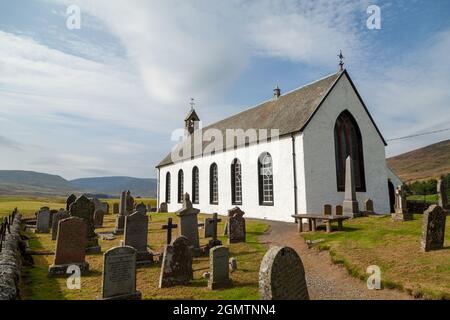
[189,98,195,111]
[338,50,345,71]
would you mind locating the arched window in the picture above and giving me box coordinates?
[334,110,366,192]
[210,163,219,204]
[192,166,199,204]
[231,159,242,205]
[177,169,184,203]
[258,153,274,205]
[165,172,171,203]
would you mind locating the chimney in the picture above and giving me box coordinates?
[273,85,281,99]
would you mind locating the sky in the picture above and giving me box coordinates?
[0,0,449,180]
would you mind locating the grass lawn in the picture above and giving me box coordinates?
[302,214,450,299]
[20,208,269,300]
[407,194,438,202]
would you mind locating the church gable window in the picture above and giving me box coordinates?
[165,172,171,203]
[258,152,274,206]
[231,159,242,205]
[334,110,366,192]
[210,163,219,205]
[192,166,199,204]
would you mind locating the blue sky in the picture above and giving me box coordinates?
[0,0,449,179]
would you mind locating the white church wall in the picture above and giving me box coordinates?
[158,135,297,222]
[386,167,402,188]
[301,73,391,214]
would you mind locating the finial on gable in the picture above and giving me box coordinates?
[338,50,345,71]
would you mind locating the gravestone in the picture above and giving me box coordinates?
[343,156,360,217]
[113,203,119,214]
[159,236,193,288]
[205,213,222,251]
[94,209,105,228]
[125,191,134,215]
[259,246,309,300]
[51,209,69,240]
[159,202,168,213]
[335,205,343,216]
[99,246,141,300]
[364,199,374,214]
[49,209,58,228]
[162,218,178,244]
[66,194,77,211]
[204,218,214,238]
[49,217,89,275]
[229,257,237,273]
[134,202,147,216]
[392,185,412,221]
[35,208,50,233]
[208,246,231,290]
[228,207,246,244]
[176,193,200,253]
[323,204,332,216]
[124,212,152,265]
[421,205,446,252]
[437,176,448,209]
[69,195,100,253]
[114,191,127,235]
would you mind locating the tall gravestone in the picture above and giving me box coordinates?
[69,195,100,253]
[421,205,446,252]
[35,208,50,234]
[176,193,200,253]
[159,236,193,288]
[125,191,134,215]
[49,217,89,275]
[208,246,231,290]
[343,156,360,217]
[94,209,105,228]
[227,207,246,244]
[392,185,412,221]
[124,211,152,265]
[114,191,127,235]
[66,194,77,211]
[259,246,309,300]
[99,246,141,300]
[51,209,69,240]
[437,176,448,209]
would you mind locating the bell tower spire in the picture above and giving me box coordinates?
[184,98,200,136]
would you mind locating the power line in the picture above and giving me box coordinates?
[387,127,450,142]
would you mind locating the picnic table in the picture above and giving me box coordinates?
[291,214,350,233]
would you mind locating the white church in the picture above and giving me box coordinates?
[156,68,402,222]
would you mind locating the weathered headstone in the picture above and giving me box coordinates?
[228,207,246,244]
[51,209,69,240]
[364,199,374,214]
[159,236,193,288]
[392,185,412,221]
[49,217,89,275]
[94,209,105,228]
[125,190,134,215]
[205,213,222,251]
[69,195,100,253]
[421,205,446,252]
[113,203,119,214]
[323,204,332,216]
[162,217,178,244]
[176,193,200,253]
[134,202,147,216]
[259,246,309,300]
[343,156,360,217]
[437,176,448,209]
[335,205,343,216]
[208,246,231,290]
[114,191,127,235]
[49,209,58,228]
[66,194,77,211]
[99,246,141,300]
[35,208,50,233]
[204,218,214,238]
[159,202,168,213]
[124,211,152,265]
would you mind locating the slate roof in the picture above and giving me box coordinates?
[157,69,386,168]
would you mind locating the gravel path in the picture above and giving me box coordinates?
[258,219,413,300]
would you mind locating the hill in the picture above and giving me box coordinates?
[0,170,156,197]
[387,139,450,182]
[70,176,156,197]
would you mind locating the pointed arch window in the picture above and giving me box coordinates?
[192,166,199,204]
[258,152,274,205]
[231,159,242,205]
[165,172,171,203]
[177,169,184,203]
[210,163,219,204]
[334,110,366,192]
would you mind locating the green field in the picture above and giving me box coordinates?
[302,215,450,299]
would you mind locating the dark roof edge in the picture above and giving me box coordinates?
[299,69,387,146]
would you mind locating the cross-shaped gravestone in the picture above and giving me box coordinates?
[162,217,178,245]
[205,213,223,251]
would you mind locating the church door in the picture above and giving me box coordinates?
[388,180,395,213]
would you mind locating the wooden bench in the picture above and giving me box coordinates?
[291,214,350,233]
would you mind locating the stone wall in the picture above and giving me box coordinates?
[0,214,23,300]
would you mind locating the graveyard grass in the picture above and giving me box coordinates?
[302,214,450,300]
[15,197,269,300]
